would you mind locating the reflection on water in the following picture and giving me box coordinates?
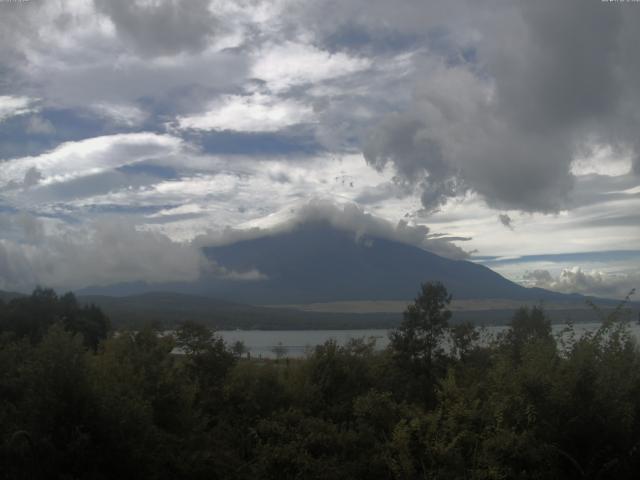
[217,322,640,359]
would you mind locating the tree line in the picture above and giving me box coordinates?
[1,283,639,479]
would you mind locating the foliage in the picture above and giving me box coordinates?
[389,281,452,404]
[0,288,109,349]
[1,286,640,479]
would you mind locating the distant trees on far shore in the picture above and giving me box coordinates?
[0,287,109,349]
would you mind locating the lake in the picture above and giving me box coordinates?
[218,322,640,359]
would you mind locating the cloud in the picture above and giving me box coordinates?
[0,133,182,188]
[222,268,269,282]
[360,0,640,213]
[94,0,218,57]
[90,103,148,127]
[1,167,44,192]
[176,92,313,132]
[195,199,470,259]
[33,49,248,110]
[25,115,55,135]
[0,0,638,293]
[363,58,575,213]
[0,96,37,122]
[250,41,371,93]
[0,1,248,112]
[498,214,513,230]
[0,210,270,291]
[0,214,210,291]
[38,152,394,237]
[522,269,554,286]
[570,143,634,177]
[523,267,639,299]
[173,40,371,133]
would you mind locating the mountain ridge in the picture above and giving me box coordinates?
[76,221,608,306]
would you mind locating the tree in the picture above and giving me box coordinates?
[175,320,236,417]
[503,305,552,361]
[60,293,110,350]
[449,321,479,360]
[231,340,247,358]
[272,342,288,362]
[175,320,214,356]
[0,289,109,349]
[389,282,452,403]
[390,282,452,368]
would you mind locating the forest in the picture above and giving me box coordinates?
[1,283,639,479]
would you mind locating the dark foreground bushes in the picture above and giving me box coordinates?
[1,284,640,479]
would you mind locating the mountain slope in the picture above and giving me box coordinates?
[199,222,583,304]
[79,222,588,305]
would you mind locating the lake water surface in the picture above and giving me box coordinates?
[218,322,640,359]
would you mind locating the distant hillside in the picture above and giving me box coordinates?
[78,292,401,330]
[3,288,631,330]
[79,222,590,306]
[78,291,632,330]
[0,290,25,303]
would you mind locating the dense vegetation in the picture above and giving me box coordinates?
[1,284,639,479]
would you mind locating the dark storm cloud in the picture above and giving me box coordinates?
[489,1,621,132]
[94,0,218,57]
[359,0,640,213]
[363,114,449,181]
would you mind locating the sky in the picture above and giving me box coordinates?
[0,0,639,299]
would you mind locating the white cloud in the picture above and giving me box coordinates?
[176,92,312,132]
[0,96,37,121]
[0,210,272,291]
[0,133,182,187]
[0,214,209,291]
[51,153,391,222]
[571,143,633,177]
[522,267,639,299]
[251,41,371,92]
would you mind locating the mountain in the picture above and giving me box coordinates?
[202,223,585,304]
[80,222,588,305]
